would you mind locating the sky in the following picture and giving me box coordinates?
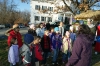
[14,0,30,12]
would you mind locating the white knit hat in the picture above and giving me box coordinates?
[29,24,35,29]
[87,19,91,22]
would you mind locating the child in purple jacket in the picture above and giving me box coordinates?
[8,38,19,66]
[52,27,62,65]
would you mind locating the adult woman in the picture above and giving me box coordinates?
[58,22,66,37]
[5,24,23,48]
[36,23,45,38]
[66,24,94,66]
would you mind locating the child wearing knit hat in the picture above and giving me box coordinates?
[19,33,34,66]
[52,27,62,65]
[28,24,37,36]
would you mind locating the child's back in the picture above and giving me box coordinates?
[19,33,34,66]
[20,44,31,65]
[8,38,19,66]
[8,44,19,65]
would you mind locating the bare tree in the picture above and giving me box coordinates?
[0,0,30,25]
[62,0,100,15]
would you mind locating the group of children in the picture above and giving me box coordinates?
[8,25,76,66]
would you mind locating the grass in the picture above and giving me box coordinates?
[0,39,100,66]
[0,39,9,66]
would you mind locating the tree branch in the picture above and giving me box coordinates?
[81,0,84,3]
[76,0,79,6]
[89,0,98,7]
[89,0,93,4]
[62,0,75,15]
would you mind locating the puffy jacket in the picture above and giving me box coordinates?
[30,44,43,61]
[7,30,23,48]
[62,37,72,54]
[19,44,31,65]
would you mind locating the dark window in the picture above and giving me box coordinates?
[48,17,52,22]
[62,17,63,21]
[48,7,53,11]
[35,5,40,10]
[42,6,47,10]
[41,17,46,21]
[35,16,40,21]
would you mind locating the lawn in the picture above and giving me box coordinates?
[0,39,100,66]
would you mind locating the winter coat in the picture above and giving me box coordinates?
[49,32,55,44]
[28,29,37,36]
[36,28,45,38]
[62,37,72,54]
[70,33,76,44]
[41,35,51,52]
[52,33,62,49]
[8,44,19,65]
[30,44,35,66]
[59,25,66,37]
[30,44,43,61]
[19,44,31,65]
[66,34,94,66]
[7,30,23,48]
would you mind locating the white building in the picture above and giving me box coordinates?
[30,0,73,24]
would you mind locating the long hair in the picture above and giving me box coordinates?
[38,23,43,28]
[77,24,94,40]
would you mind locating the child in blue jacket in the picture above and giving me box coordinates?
[52,27,62,65]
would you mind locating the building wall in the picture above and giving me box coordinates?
[30,0,72,24]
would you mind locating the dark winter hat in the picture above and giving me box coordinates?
[24,33,34,44]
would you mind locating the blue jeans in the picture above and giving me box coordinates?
[42,52,48,64]
[62,51,71,62]
[10,63,16,66]
[52,48,60,63]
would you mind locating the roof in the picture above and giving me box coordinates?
[74,10,100,21]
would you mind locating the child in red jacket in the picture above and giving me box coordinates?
[30,36,43,66]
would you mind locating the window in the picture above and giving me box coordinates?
[41,17,46,21]
[35,5,40,10]
[42,6,47,10]
[35,16,40,21]
[48,17,52,22]
[48,7,53,11]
